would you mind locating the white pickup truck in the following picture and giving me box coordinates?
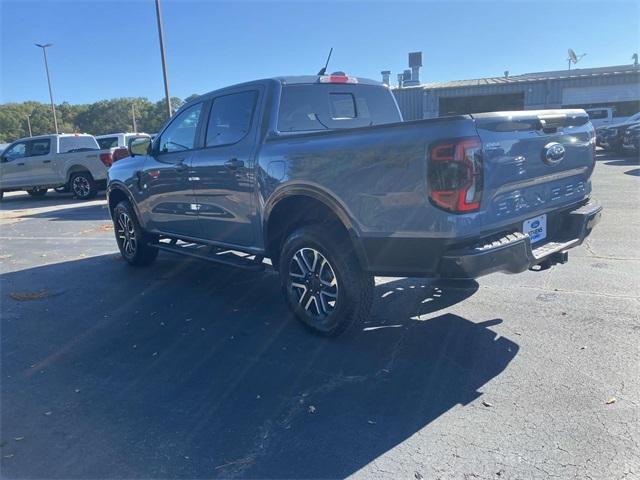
[95,132,150,150]
[0,134,112,201]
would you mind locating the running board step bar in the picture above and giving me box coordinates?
[152,241,265,271]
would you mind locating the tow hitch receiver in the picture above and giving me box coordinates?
[530,251,569,272]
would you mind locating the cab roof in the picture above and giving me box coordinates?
[191,75,386,104]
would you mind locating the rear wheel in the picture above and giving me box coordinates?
[27,187,48,197]
[279,225,373,336]
[113,200,158,266]
[70,172,97,200]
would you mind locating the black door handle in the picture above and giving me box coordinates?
[17,162,25,166]
[225,158,244,169]
[43,160,51,164]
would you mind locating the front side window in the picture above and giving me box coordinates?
[206,91,258,147]
[159,103,203,153]
[3,142,27,161]
[28,139,51,156]
[97,137,119,149]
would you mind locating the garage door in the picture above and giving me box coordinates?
[562,84,640,105]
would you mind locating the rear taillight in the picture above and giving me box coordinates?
[427,137,483,213]
[589,127,597,175]
[112,147,129,163]
[99,152,113,168]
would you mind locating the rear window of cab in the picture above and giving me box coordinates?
[277,84,401,132]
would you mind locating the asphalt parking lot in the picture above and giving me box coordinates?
[1,150,639,479]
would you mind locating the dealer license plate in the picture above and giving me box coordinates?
[523,214,547,244]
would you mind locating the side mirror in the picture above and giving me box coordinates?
[129,137,151,157]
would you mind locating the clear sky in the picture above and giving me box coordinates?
[1,0,639,104]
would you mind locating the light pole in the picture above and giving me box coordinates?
[35,43,59,134]
[26,114,33,137]
[154,0,172,119]
[131,103,138,133]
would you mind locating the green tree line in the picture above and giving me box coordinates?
[0,95,199,143]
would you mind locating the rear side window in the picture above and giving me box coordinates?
[206,91,258,147]
[59,136,99,153]
[278,84,401,132]
[28,139,51,156]
[97,137,119,149]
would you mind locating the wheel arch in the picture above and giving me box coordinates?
[107,182,144,224]
[65,165,93,183]
[263,184,368,269]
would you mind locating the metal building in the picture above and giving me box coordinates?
[392,64,640,121]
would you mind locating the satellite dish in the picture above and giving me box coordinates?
[567,48,586,70]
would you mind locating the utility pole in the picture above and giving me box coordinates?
[154,0,172,119]
[35,43,59,134]
[26,114,33,137]
[131,103,138,133]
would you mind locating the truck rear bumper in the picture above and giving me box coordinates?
[359,200,602,278]
[438,200,602,279]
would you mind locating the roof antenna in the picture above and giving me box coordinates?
[318,47,333,76]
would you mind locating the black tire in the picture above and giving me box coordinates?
[70,172,97,200]
[112,200,159,266]
[0,191,3,201]
[279,225,373,336]
[27,187,48,197]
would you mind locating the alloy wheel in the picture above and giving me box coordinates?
[289,247,339,320]
[117,211,137,257]
[72,176,91,198]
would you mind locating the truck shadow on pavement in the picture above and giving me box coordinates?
[1,254,518,479]
[1,193,110,222]
[19,202,110,222]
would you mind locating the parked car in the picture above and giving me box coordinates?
[586,108,616,129]
[0,133,112,200]
[622,123,640,153]
[107,74,601,335]
[599,113,640,153]
[95,132,150,150]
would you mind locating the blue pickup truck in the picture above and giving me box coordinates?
[107,73,602,335]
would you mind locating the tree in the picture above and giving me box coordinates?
[0,95,188,143]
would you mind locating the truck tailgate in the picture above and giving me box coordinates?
[472,109,595,225]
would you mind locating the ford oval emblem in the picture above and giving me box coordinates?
[531,220,540,228]
[543,142,565,165]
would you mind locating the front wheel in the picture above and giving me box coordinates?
[279,225,373,336]
[113,200,158,266]
[70,172,98,200]
[27,187,48,197]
